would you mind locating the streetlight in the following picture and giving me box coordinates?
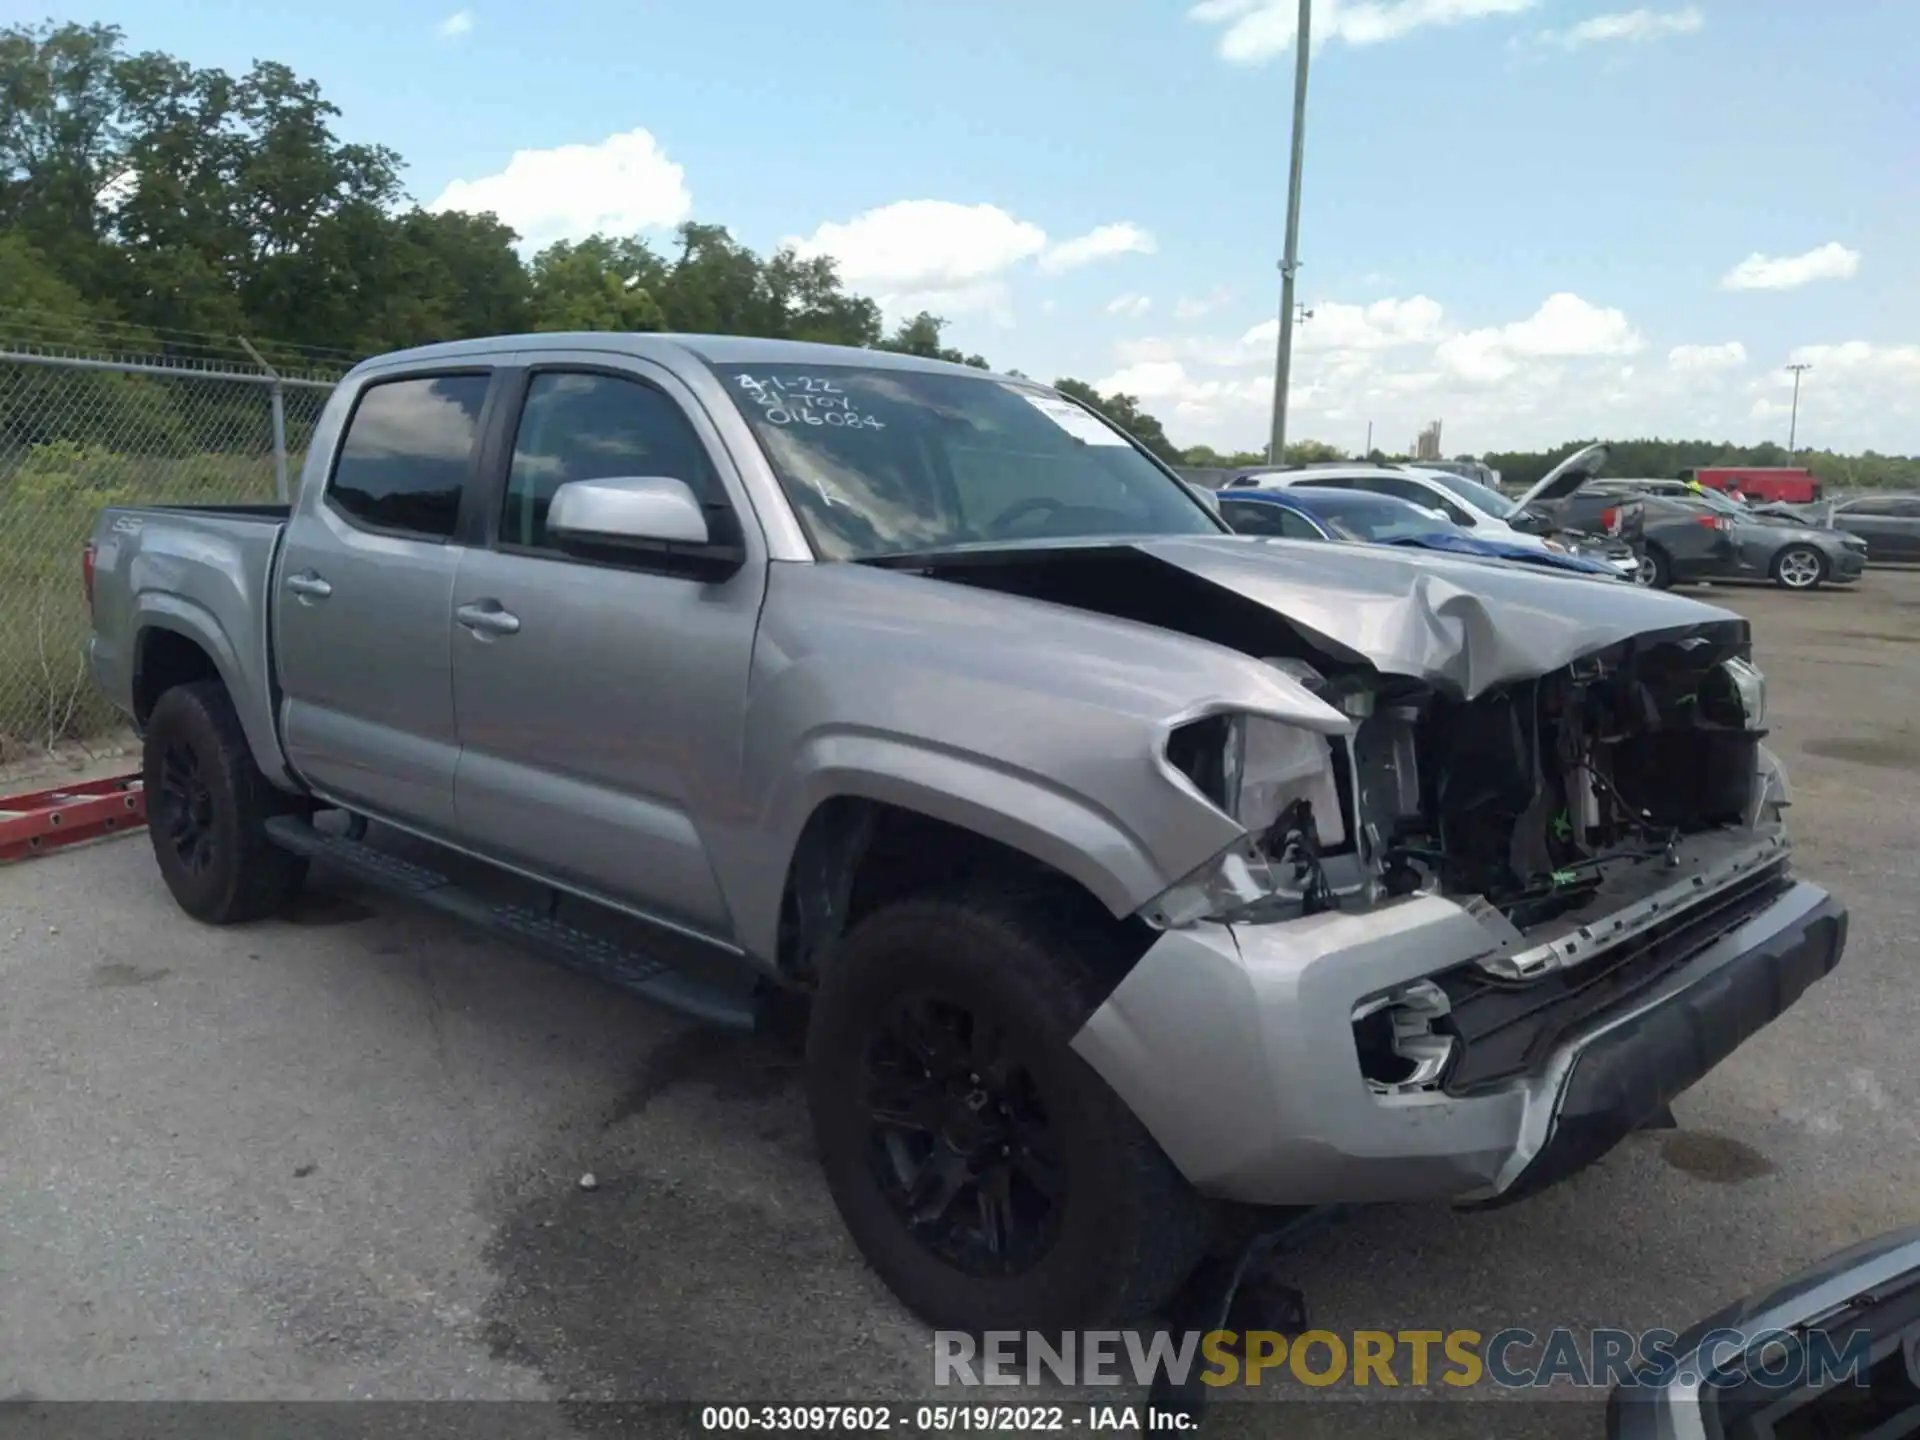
[1267,0,1313,465]
[1785,362,1812,461]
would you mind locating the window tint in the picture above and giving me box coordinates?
[1359,476,1474,526]
[328,375,489,538]
[1222,500,1320,539]
[708,364,1218,560]
[1841,496,1916,517]
[502,371,718,550]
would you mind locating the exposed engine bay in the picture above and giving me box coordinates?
[1215,636,1776,945]
[882,542,1784,970]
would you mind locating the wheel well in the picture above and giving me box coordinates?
[133,628,221,726]
[776,797,1157,989]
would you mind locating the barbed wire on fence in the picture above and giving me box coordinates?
[0,321,351,759]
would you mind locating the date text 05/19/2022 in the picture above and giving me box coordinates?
[698,1404,1193,1432]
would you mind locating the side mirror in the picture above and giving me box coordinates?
[546,476,744,577]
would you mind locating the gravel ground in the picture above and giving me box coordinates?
[3,569,1917,1436]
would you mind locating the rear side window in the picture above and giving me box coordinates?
[328,375,490,539]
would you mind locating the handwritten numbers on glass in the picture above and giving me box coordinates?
[735,374,885,431]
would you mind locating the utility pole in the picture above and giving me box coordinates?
[1365,420,1373,458]
[1267,0,1313,465]
[1785,362,1812,461]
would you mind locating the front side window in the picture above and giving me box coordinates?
[708,363,1221,560]
[502,371,718,550]
[1306,494,1457,544]
[1422,470,1517,520]
[328,374,490,538]
[1222,500,1321,539]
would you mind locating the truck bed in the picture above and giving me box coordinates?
[86,502,293,787]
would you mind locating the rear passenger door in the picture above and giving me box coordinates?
[448,356,764,937]
[275,368,496,833]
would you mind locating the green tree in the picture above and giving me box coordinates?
[0,21,127,282]
[1053,377,1180,463]
[877,311,988,368]
[528,235,668,334]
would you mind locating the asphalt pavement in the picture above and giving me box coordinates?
[4,568,1918,1437]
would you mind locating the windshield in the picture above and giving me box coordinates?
[709,363,1222,559]
[1294,492,1457,544]
[1420,470,1518,519]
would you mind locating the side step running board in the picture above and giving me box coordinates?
[263,816,760,1033]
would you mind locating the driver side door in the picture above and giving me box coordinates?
[448,355,765,938]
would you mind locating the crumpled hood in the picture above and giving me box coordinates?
[1132,534,1743,700]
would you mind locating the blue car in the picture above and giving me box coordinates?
[1215,485,1627,580]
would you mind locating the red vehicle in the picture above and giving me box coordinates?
[1678,466,1823,504]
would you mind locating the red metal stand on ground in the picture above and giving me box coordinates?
[0,773,146,862]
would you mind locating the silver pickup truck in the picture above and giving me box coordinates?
[84,333,1846,1335]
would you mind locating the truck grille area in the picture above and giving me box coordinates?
[1434,862,1793,1095]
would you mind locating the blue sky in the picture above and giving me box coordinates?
[41,0,1919,454]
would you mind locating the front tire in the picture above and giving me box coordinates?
[1642,544,1674,589]
[1771,544,1827,590]
[143,681,309,924]
[806,887,1211,1332]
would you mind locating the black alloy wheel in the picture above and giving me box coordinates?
[863,992,1066,1278]
[157,739,218,876]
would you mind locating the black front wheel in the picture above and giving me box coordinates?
[1642,544,1675,590]
[142,681,309,924]
[806,888,1211,1333]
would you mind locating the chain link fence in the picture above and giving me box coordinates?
[0,326,348,760]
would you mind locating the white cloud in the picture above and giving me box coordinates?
[1719,241,1862,291]
[1532,6,1704,48]
[1668,341,1747,373]
[436,9,474,38]
[1435,292,1640,384]
[1085,289,1887,455]
[785,200,1049,325]
[427,129,690,251]
[1192,0,1537,62]
[1106,293,1153,318]
[1038,222,1157,274]
[1244,295,1446,353]
[1174,288,1233,321]
[787,201,1045,292]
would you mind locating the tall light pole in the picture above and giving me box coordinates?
[1267,0,1313,465]
[1785,362,1812,461]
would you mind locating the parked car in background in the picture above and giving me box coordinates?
[1413,457,1503,489]
[1610,1225,1920,1439]
[1678,465,1822,505]
[1824,492,1920,561]
[1216,486,1629,580]
[1229,443,1612,562]
[1637,494,1867,590]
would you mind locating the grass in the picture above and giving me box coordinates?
[0,444,286,759]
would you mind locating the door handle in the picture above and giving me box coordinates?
[285,571,332,599]
[455,600,521,637]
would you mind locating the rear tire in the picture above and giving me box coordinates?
[1771,544,1827,590]
[143,681,309,924]
[806,887,1211,1332]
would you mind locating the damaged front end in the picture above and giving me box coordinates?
[1137,608,1809,1126]
[1153,626,1783,943]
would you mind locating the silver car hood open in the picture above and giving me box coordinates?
[1130,534,1743,699]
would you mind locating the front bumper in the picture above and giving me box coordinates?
[1830,547,1868,581]
[1071,875,1845,1208]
